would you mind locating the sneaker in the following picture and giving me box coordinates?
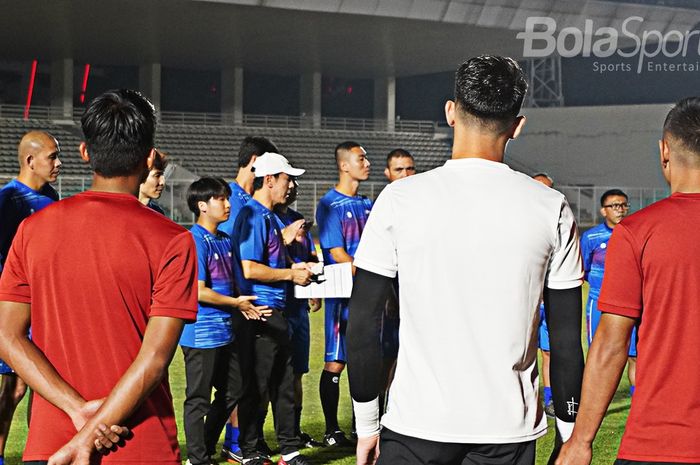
[185,460,217,465]
[323,430,353,447]
[243,456,273,465]
[222,445,244,463]
[278,454,312,465]
[297,431,324,448]
[545,401,555,418]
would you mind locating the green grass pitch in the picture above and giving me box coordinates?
[4,285,632,464]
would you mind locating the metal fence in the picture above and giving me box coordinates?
[0,104,436,134]
[0,175,669,229]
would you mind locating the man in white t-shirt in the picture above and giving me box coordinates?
[347,55,585,465]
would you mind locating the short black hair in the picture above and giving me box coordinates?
[532,172,553,183]
[663,97,700,156]
[252,173,284,192]
[335,141,362,164]
[238,136,278,168]
[81,89,156,177]
[386,148,413,167]
[600,189,628,207]
[187,177,232,217]
[153,150,168,171]
[454,55,528,134]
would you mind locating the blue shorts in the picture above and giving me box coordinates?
[587,296,637,357]
[0,358,14,375]
[324,298,349,363]
[538,304,550,352]
[284,303,310,374]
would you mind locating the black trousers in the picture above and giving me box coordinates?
[238,309,297,458]
[182,338,244,465]
[377,428,536,465]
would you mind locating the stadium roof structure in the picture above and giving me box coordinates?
[2,0,700,79]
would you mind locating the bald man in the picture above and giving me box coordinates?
[0,131,61,465]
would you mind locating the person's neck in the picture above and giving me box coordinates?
[138,191,151,205]
[197,216,220,235]
[336,175,360,197]
[235,171,254,195]
[451,127,508,162]
[670,168,700,194]
[90,173,141,197]
[252,190,274,210]
[16,172,45,191]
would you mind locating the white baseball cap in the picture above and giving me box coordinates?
[253,152,305,177]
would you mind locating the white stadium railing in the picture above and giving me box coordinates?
[0,104,437,134]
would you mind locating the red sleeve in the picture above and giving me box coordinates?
[0,223,31,304]
[150,231,198,322]
[597,223,642,318]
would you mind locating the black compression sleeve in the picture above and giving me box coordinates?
[347,268,393,402]
[544,286,584,464]
[543,286,584,423]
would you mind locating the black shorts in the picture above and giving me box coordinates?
[377,428,536,465]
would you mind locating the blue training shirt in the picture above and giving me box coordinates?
[179,224,234,349]
[232,198,288,310]
[580,222,613,299]
[0,179,58,273]
[276,207,316,313]
[316,188,372,264]
[218,181,252,237]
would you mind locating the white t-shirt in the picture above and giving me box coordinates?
[353,158,583,444]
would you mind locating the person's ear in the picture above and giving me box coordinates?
[659,138,670,170]
[146,148,157,170]
[444,100,456,127]
[197,200,208,214]
[79,142,90,162]
[509,116,527,140]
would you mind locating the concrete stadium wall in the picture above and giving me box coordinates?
[508,104,673,188]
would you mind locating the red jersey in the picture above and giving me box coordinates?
[598,192,700,462]
[0,191,198,464]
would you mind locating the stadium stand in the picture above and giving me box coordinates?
[1,119,451,181]
[0,116,452,221]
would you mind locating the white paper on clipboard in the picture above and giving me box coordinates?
[294,262,353,298]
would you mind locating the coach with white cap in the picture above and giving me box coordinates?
[231,152,316,465]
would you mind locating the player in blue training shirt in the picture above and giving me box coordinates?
[232,153,314,465]
[215,136,279,461]
[180,177,270,465]
[138,149,168,215]
[275,181,323,450]
[219,136,279,238]
[581,188,637,395]
[315,141,372,447]
[0,131,61,465]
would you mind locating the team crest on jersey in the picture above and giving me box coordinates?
[346,212,352,218]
